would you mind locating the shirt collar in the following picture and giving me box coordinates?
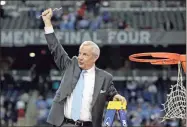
[84,64,95,73]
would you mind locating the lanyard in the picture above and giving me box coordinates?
[103,101,127,127]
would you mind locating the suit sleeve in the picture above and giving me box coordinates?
[45,32,71,72]
[106,78,118,101]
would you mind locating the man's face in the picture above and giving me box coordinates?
[78,44,97,70]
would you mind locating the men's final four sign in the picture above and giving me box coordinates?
[103,101,127,127]
[1,29,185,46]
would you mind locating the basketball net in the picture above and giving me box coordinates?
[161,62,187,122]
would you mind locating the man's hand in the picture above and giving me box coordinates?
[113,94,127,104]
[42,8,53,27]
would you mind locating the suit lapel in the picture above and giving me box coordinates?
[91,67,104,106]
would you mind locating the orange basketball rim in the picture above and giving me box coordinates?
[129,52,186,73]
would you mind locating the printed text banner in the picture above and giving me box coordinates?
[1,29,185,46]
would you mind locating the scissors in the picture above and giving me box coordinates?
[38,7,62,18]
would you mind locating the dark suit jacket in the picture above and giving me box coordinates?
[45,33,118,127]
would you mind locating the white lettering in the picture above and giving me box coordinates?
[70,32,81,44]
[82,32,92,42]
[93,32,101,44]
[14,31,23,44]
[108,31,117,44]
[24,31,34,44]
[128,31,139,44]
[1,31,13,44]
[140,31,150,44]
[117,31,128,44]
[1,30,152,46]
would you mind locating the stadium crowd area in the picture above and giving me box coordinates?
[25,1,187,31]
[0,0,186,30]
[0,58,185,127]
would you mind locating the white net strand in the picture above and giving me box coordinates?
[161,62,187,122]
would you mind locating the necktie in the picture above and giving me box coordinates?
[71,70,86,121]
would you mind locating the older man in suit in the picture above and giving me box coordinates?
[42,8,126,127]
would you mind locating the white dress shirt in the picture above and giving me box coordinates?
[64,65,95,121]
[44,26,95,121]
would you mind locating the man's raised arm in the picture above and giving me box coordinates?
[42,8,71,72]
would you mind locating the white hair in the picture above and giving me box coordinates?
[81,41,100,57]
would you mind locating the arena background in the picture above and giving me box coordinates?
[0,0,186,126]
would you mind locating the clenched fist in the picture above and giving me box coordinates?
[42,8,53,27]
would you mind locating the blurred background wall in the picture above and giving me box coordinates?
[0,0,186,126]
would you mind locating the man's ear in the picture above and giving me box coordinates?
[94,55,99,62]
